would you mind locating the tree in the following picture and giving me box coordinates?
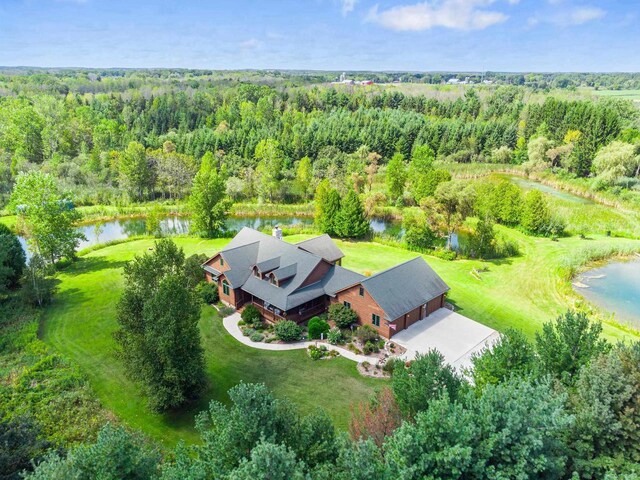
[20,254,56,308]
[524,136,553,173]
[349,387,402,448]
[334,190,370,239]
[592,141,640,188]
[0,223,25,294]
[402,208,435,251]
[314,180,341,236]
[307,316,330,340]
[9,171,84,264]
[391,350,465,417]
[229,441,305,480]
[0,416,51,480]
[467,216,497,259]
[254,139,284,202]
[328,302,358,328]
[364,151,381,192]
[432,181,475,249]
[386,153,407,202]
[24,424,161,480]
[470,328,536,391]
[293,156,313,200]
[114,239,206,411]
[145,204,164,237]
[521,189,551,235]
[408,145,435,202]
[119,141,152,200]
[536,310,610,384]
[189,153,231,238]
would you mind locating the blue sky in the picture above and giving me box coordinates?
[0,0,638,71]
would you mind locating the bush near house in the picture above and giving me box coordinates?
[328,303,358,329]
[307,317,330,339]
[241,304,262,327]
[196,282,219,304]
[327,327,344,345]
[274,320,302,342]
[356,324,380,344]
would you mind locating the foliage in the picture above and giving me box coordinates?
[535,310,610,384]
[308,344,330,360]
[592,141,640,189]
[307,316,330,340]
[0,416,51,480]
[466,216,498,259]
[196,282,218,304]
[334,189,370,239]
[229,440,305,480]
[24,423,161,480]
[386,153,407,202]
[119,141,153,201]
[314,180,341,236]
[9,171,84,264]
[241,304,262,327]
[402,208,435,251]
[326,327,344,345]
[521,189,564,236]
[355,324,379,344]
[407,144,435,202]
[249,332,264,343]
[328,303,359,328]
[20,254,56,308]
[189,155,231,238]
[145,204,164,237]
[0,223,26,295]
[349,387,402,448]
[114,239,205,411]
[392,350,465,417]
[470,328,536,391]
[274,320,302,342]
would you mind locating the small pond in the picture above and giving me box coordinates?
[574,258,640,328]
[506,176,594,205]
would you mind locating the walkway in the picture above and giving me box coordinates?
[392,308,499,370]
[222,313,375,363]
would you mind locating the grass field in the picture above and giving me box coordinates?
[41,230,640,447]
[41,238,385,448]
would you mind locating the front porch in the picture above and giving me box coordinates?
[248,296,327,324]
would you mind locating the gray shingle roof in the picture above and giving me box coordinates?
[296,234,345,263]
[361,257,450,321]
[272,263,297,282]
[256,256,280,273]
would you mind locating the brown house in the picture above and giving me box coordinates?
[202,227,449,338]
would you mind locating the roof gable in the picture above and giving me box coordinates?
[296,234,345,263]
[361,257,449,320]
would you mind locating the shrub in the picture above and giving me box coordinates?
[308,345,328,360]
[327,327,344,345]
[363,341,379,355]
[383,357,403,373]
[356,324,379,344]
[241,304,262,326]
[242,327,256,337]
[328,303,358,328]
[196,282,219,304]
[274,320,302,342]
[308,316,330,340]
[249,332,264,342]
[219,306,235,317]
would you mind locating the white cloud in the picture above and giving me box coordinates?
[340,0,358,15]
[366,0,511,31]
[528,6,606,27]
[239,38,262,50]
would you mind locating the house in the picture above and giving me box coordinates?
[202,227,449,338]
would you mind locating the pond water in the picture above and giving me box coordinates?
[574,258,640,328]
[507,176,594,205]
[17,214,403,258]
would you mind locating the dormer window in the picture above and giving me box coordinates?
[270,275,276,286]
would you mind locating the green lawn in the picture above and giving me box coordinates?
[41,238,385,448]
[41,230,640,448]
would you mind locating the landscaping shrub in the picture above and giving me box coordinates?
[219,306,235,317]
[363,341,379,355]
[274,320,302,342]
[308,316,330,339]
[196,282,219,304]
[242,327,256,337]
[356,324,379,344]
[328,303,358,328]
[308,345,328,360]
[327,327,344,345]
[241,304,262,327]
[383,357,404,374]
[249,332,264,343]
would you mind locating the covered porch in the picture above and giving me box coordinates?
[248,295,327,324]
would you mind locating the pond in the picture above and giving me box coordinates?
[506,176,594,205]
[17,214,404,258]
[573,258,640,328]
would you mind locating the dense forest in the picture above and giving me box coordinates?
[1,70,639,209]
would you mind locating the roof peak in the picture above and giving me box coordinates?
[362,256,425,282]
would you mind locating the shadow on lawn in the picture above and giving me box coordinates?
[62,256,129,276]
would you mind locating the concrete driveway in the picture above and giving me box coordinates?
[392,308,499,370]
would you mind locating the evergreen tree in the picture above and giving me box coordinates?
[189,153,231,238]
[334,190,370,239]
[0,223,26,294]
[521,189,551,235]
[314,180,341,236]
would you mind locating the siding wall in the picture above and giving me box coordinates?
[331,284,391,338]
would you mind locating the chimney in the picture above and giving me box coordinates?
[272,226,283,240]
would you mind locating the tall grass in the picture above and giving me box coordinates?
[558,244,640,281]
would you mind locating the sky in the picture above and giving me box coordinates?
[0,0,638,72]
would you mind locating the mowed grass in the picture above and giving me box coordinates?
[42,238,385,448]
[42,231,640,447]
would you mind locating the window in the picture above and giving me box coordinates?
[343,301,351,309]
[222,280,230,296]
[359,286,364,297]
[372,313,380,327]
[220,257,224,267]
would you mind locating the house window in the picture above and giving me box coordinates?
[270,276,276,285]
[222,280,230,296]
[220,257,224,267]
[372,313,380,327]
[359,286,364,297]
[343,301,351,309]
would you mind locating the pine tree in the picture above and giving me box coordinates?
[335,190,370,239]
[314,180,341,236]
[190,153,231,238]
